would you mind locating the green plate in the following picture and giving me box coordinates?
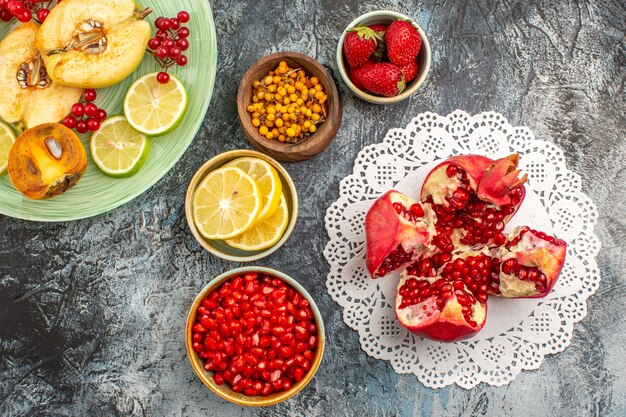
[0,0,217,221]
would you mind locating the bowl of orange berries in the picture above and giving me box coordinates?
[237,52,342,162]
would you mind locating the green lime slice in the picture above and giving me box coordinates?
[0,121,16,174]
[123,72,188,136]
[90,116,150,178]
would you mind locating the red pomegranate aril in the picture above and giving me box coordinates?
[192,273,317,396]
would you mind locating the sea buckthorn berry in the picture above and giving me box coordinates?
[248,62,326,143]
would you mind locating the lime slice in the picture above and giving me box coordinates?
[90,116,150,177]
[226,193,289,251]
[123,72,188,136]
[193,166,263,240]
[0,121,16,174]
[225,157,282,221]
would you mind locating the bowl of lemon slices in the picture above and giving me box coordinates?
[185,149,298,261]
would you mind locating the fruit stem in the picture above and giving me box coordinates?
[136,7,152,19]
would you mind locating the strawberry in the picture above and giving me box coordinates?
[368,24,388,62]
[343,25,381,68]
[349,60,376,91]
[360,63,406,97]
[399,60,419,83]
[385,20,422,66]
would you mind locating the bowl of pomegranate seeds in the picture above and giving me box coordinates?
[336,10,432,104]
[186,267,325,406]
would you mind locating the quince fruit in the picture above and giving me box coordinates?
[0,22,82,131]
[36,0,152,89]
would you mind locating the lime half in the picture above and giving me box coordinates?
[0,121,16,174]
[124,72,188,136]
[90,116,150,177]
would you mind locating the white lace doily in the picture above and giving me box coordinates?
[323,110,600,388]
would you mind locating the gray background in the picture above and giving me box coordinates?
[1,0,625,416]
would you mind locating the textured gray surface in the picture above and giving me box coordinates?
[1,0,625,416]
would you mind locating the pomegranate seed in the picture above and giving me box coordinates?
[192,273,317,396]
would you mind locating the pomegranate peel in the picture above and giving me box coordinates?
[477,154,528,207]
[365,190,435,278]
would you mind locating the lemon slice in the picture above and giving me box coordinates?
[225,157,282,221]
[90,116,150,177]
[226,193,289,251]
[123,72,188,136]
[193,167,263,240]
[0,121,16,174]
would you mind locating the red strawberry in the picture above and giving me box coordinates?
[368,24,388,62]
[399,60,419,83]
[343,25,382,68]
[349,60,376,91]
[385,20,422,66]
[361,63,406,97]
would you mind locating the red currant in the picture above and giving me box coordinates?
[163,39,175,49]
[176,39,189,51]
[169,47,181,58]
[71,103,85,117]
[17,9,31,22]
[83,89,97,102]
[176,55,188,66]
[0,9,11,22]
[177,11,190,23]
[62,116,77,129]
[86,118,100,131]
[84,103,98,117]
[159,18,171,30]
[36,8,49,22]
[169,18,180,30]
[156,72,170,84]
[96,109,108,121]
[177,27,190,38]
[155,47,168,59]
[76,120,88,134]
[148,38,161,50]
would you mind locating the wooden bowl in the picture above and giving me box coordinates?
[185,149,298,262]
[336,10,432,104]
[237,52,342,162]
[186,266,326,406]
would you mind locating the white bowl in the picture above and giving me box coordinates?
[336,10,432,104]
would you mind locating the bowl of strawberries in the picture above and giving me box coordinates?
[336,10,431,104]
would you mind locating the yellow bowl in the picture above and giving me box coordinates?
[185,149,298,261]
[185,266,326,406]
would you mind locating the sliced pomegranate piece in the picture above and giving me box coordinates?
[395,251,491,341]
[365,190,435,278]
[488,226,567,298]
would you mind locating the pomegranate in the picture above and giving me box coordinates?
[363,153,567,341]
[395,251,491,341]
[191,272,318,396]
[365,190,436,278]
[488,227,567,298]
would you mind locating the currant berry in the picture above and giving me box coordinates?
[86,118,100,131]
[176,55,188,66]
[169,47,181,58]
[0,9,11,22]
[177,11,190,23]
[155,47,168,59]
[76,120,89,134]
[83,89,97,102]
[62,116,77,129]
[177,27,190,39]
[84,103,98,117]
[169,18,180,30]
[36,8,49,22]
[96,109,108,121]
[158,18,171,30]
[176,39,189,51]
[148,38,161,50]
[163,39,175,49]
[71,103,85,118]
[17,9,31,22]
[156,72,170,84]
